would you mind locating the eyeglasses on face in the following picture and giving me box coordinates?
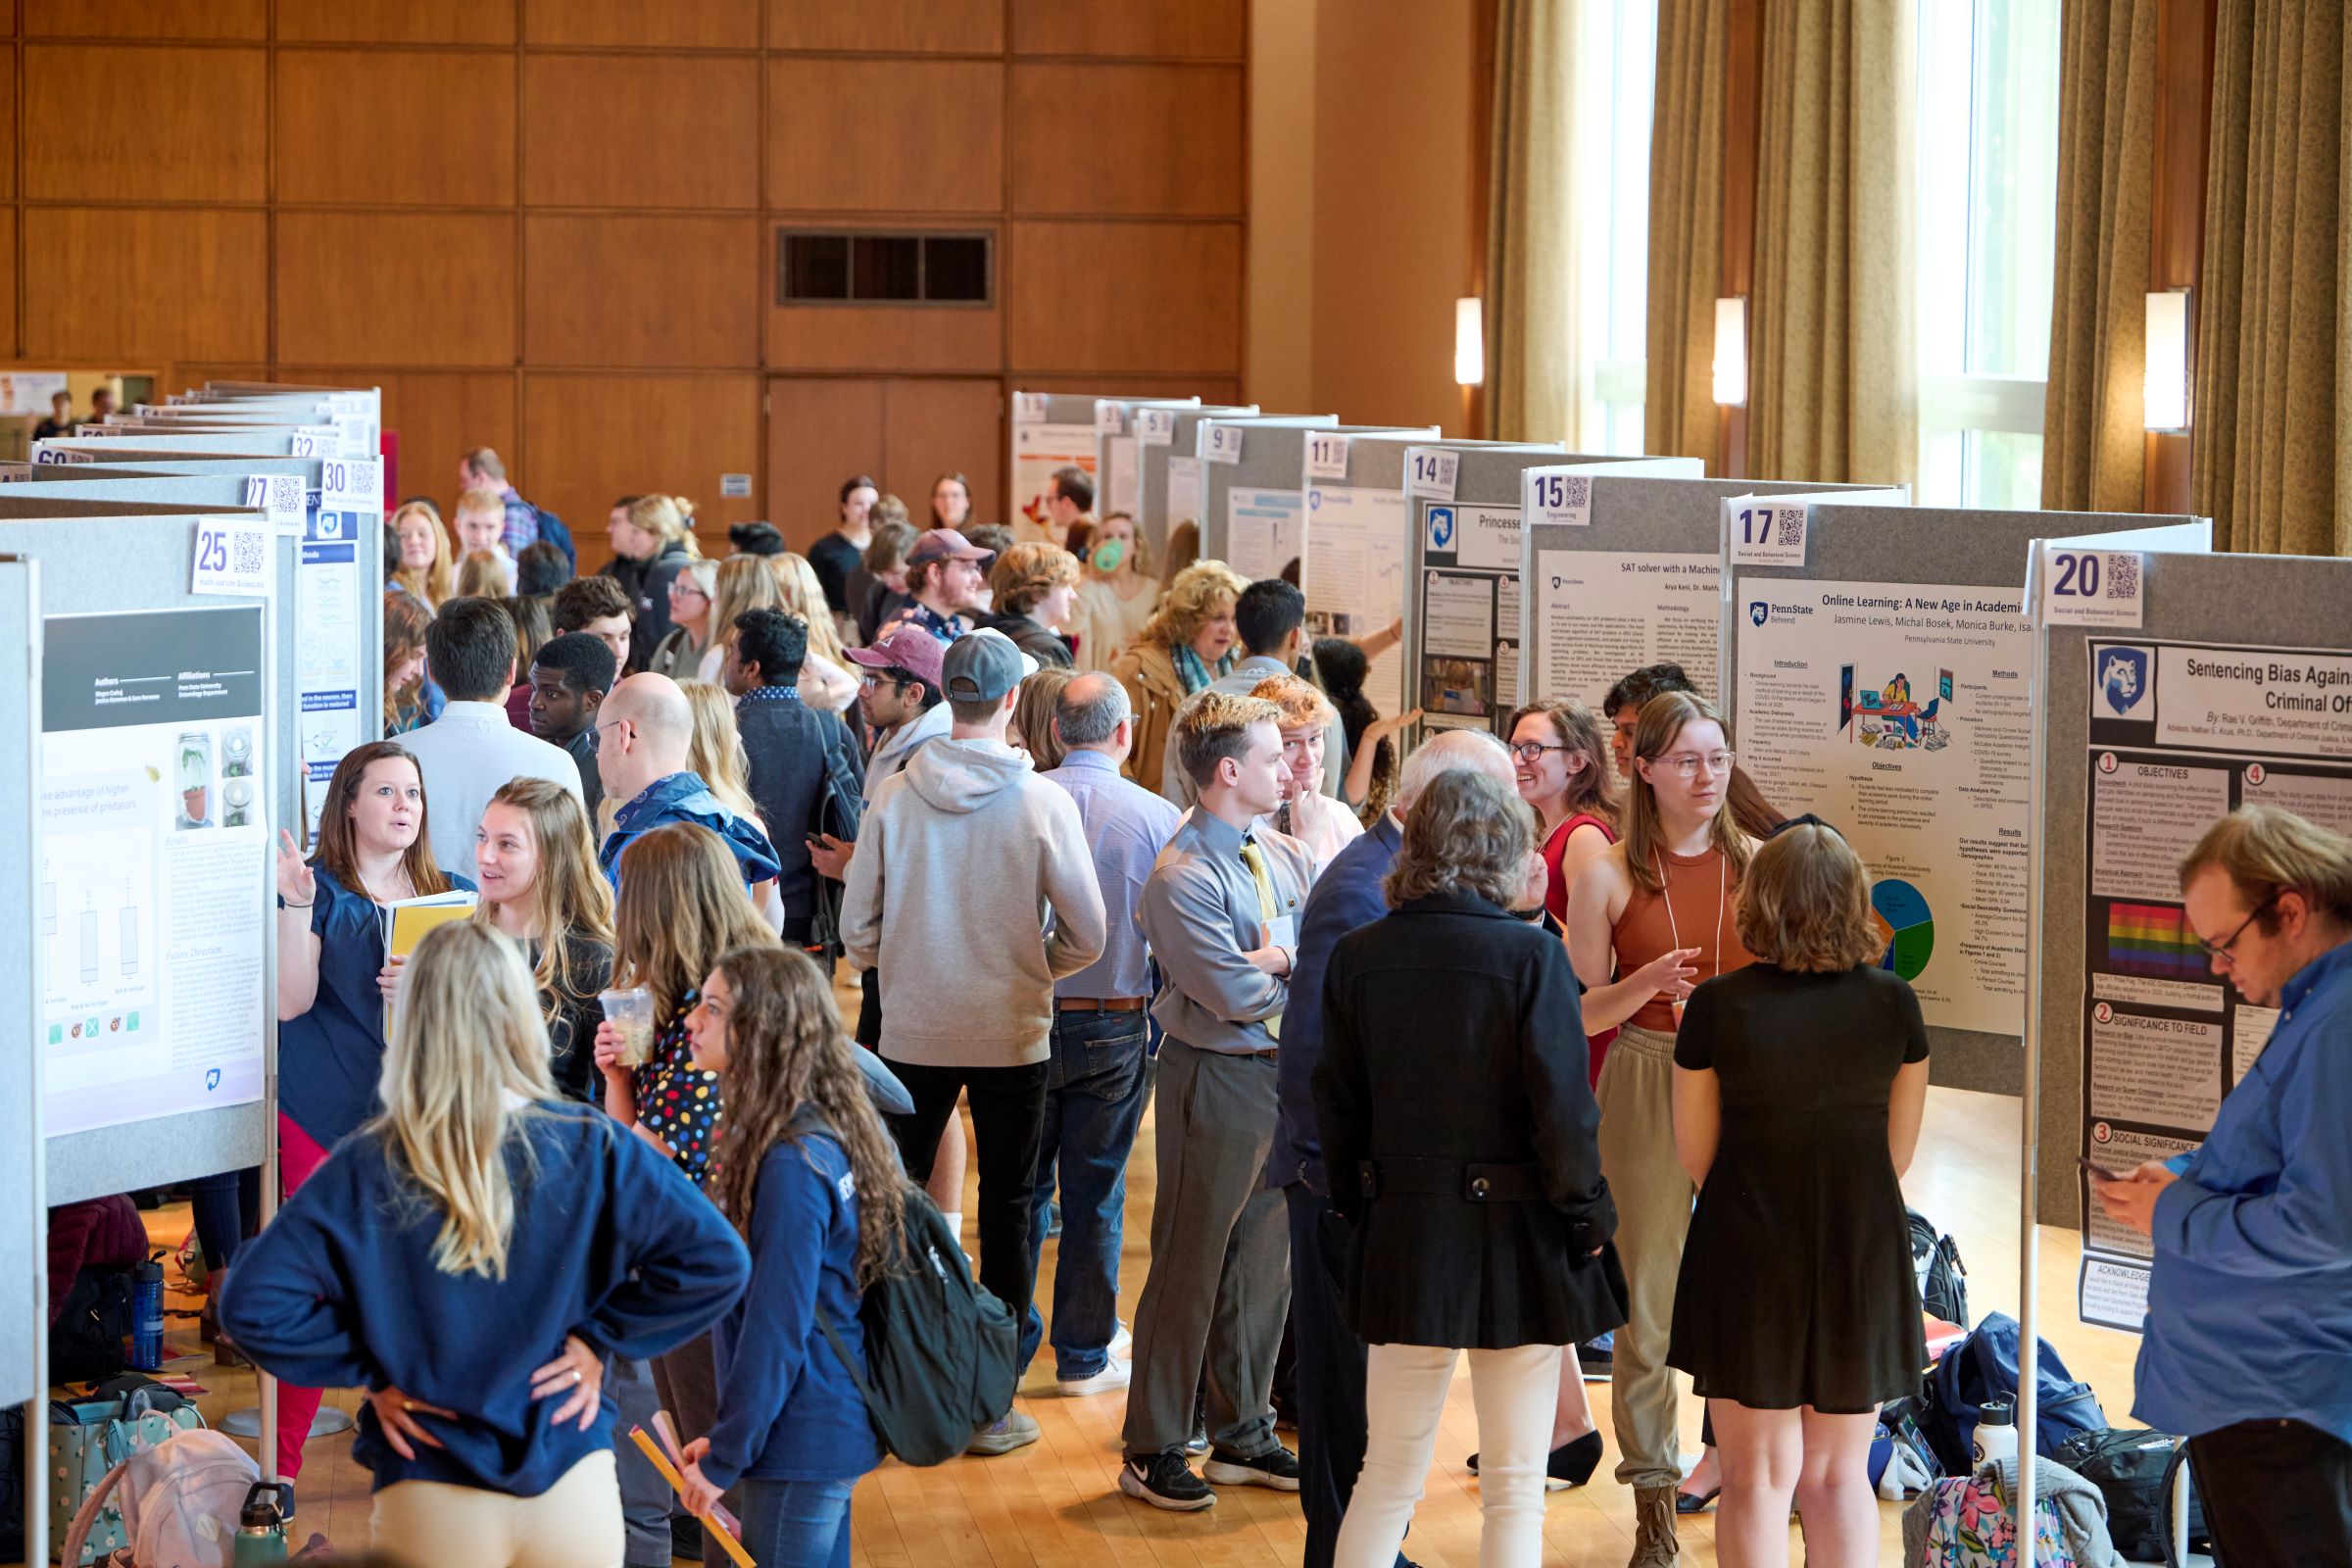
[2197,890,2281,963]
[1653,750,1736,779]
[1509,740,1568,762]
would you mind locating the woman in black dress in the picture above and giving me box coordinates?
[1315,768,1627,1568]
[1668,818,1932,1568]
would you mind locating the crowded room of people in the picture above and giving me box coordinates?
[3,3,2348,1567]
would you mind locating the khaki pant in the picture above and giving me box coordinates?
[372,1450,624,1568]
[1595,1024,1694,1490]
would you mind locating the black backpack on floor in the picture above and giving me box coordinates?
[49,1265,135,1386]
[1908,1207,1969,1326]
[814,1177,1017,1467]
[2055,1427,2217,1565]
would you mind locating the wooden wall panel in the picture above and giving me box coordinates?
[1011,0,1246,60]
[277,50,516,207]
[25,209,268,362]
[766,59,1004,214]
[1011,64,1242,215]
[0,67,16,201]
[383,371,520,516]
[524,374,763,563]
[1008,220,1242,373]
[24,46,268,202]
[1016,374,1247,404]
[25,0,265,38]
[767,378,886,551]
[768,0,1004,54]
[275,0,515,45]
[883,379,1002,528]
[768,297,1003,372]
[523,0,760,50]
[276,214,517,366]
[525,215,760,368]
[521,55,760,210]
[0,212,18,360]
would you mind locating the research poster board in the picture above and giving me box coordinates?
[1403,448,1693,738]
[1009,393,1102,541]
[1138,404,1257,556]
[1724,502,2197,1093]
[1187,414,1337,564]
[0,512,279,1202]
[2023,547,2344,1329]
[0,555,38,1403]
[1093,397,1199,525]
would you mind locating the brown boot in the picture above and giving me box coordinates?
[1629,1485,1681,1566]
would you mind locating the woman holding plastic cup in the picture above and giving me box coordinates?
[1564,691,1757,1563]
[472,778,615,1105]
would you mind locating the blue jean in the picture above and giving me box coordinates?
[737,1476,855,1568]
[1024,1008,1151,1380]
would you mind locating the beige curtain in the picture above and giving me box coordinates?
[1484,0,1580,444]
[2192,0,2352,554]
[1644,0,1727,465]
[2042,0,2157,512]
[1747,0,1917,485]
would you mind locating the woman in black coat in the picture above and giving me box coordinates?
[1314,766,1627,1568]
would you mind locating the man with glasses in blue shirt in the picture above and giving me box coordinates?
[2094,804,2352,1565]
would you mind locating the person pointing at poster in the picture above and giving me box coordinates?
[2092,804,2352,1566]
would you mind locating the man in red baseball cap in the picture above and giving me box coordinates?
[879,527,995,644]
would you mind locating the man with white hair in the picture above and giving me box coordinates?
[1272,728,1518,1568]
[592,672,781,892]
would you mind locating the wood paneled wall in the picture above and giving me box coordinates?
[9,0,1248,562]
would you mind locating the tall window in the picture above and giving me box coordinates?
[1573,0,1656,455]
[1915,0,2062,507]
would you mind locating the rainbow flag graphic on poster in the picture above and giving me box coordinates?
[2105,902,2206,979]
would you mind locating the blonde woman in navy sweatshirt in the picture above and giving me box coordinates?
[222,919,750,1568]
[675,945,903,1568]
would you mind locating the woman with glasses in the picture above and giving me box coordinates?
[1565,691,1757,1567]
[647,560,719,680]
[1666,819,1929,1568]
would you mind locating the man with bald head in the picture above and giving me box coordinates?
[1026,672,1186,1396]
[594,672,782,891]
[1275,728,1519,1567]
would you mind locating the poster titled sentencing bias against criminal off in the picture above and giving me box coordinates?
[2075,638,2352,1329]
[40,608,270,1136]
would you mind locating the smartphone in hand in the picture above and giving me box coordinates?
[2079,1154,2131,1182]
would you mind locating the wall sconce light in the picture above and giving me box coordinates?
[2144,288,2189,432]
[1455,297,1484,387]
[1712,297,1747,407]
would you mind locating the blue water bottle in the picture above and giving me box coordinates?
[131,1252,166,1371]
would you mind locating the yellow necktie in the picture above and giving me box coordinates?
[1241,840,1283,1042]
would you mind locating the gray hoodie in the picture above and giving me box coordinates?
[841,736,1107,1067]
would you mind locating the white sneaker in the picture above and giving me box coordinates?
[1056,1358,1133,1396]
[1108,1320,1133,1359]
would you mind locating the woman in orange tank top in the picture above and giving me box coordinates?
[1564,692,1758,1559]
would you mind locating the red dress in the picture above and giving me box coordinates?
[1543,811,1619,1087]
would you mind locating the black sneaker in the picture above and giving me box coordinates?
[1120,1449,1216,1511]
[671,1514,704,1562]
[1185,1413,1210,1456]
[1203,1444,1301,1492]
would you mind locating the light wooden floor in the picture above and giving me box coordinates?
[28,1079,2142,1568]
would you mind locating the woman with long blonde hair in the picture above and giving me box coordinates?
[696,556,782,683]
[678,679,763,827]
[675,947,905,1565]
[474,778,616,1104]
[390,500,455,607]
[222,920,749,1568]
[1108,558,1246,790]
[1564,690,1758,1563]
[765,552,858,710]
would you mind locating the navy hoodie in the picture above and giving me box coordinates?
[220,1102,750,1496]
[598,770,783,891]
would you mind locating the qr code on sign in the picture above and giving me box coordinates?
[232,527,267,576]
[2107,554,2138,601]
[1777,511,1806,546]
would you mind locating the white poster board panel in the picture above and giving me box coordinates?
[1012,423,1097,541]
[1303,484,1408,716]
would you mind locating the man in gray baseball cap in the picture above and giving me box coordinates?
[842,627,1108,1457]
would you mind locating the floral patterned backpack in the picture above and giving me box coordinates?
[1908,1469,2079,1567]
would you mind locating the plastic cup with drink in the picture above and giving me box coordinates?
[599,986,657,1067]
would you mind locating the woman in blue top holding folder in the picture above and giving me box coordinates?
[269,739,475,1486]
[676,945,898,1568]
[224,919,750,1568]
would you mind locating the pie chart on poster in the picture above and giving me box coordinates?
[1873,878,1935,981]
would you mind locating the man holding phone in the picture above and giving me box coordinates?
[2091,804,2352,1564]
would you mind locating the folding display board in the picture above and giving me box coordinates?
[1137,404,1258,555]
[1722,502,2203,1095]
[1092,397,1203,525]
[1193,418,1391,573]
[0,510,281,1204]
[2021,545,2333,1331]
[1401,445,1685,740]
[34,430,297,464]
[1007,392,1133,537]
[0,554,38,1406]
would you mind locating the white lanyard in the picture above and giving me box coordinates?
[1653,847,1727,990]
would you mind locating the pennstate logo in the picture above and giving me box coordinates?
[2098,647,2151,716]
[1748,601,1769,627]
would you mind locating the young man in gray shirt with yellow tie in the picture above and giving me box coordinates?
[1121,691,1316,1511]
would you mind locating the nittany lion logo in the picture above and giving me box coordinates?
[1748,601,1769,627]
[2099,648,2151,716]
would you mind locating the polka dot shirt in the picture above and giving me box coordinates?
[631,991,724,1186]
